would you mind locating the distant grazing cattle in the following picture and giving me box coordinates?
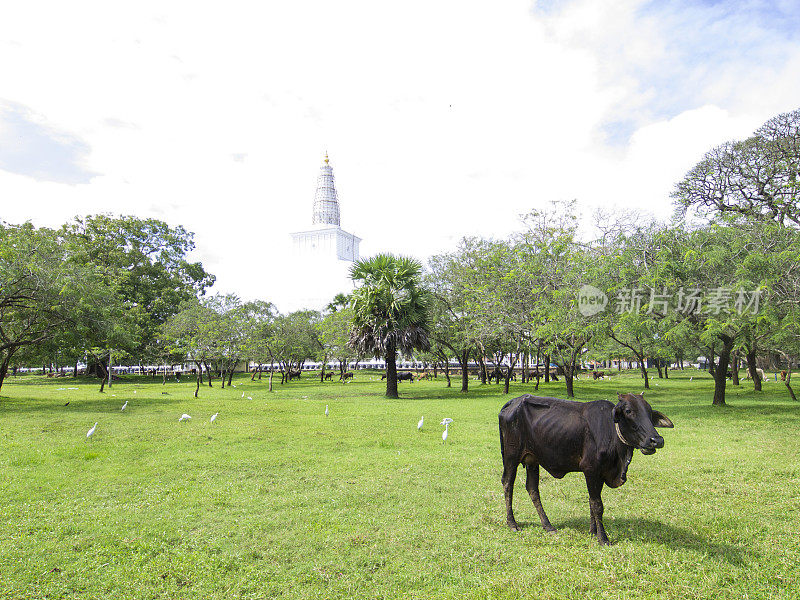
[488,368,504,384]
[498,392,673,545]
[324,372,333,380]
[592,371,606,380]
[397,372,414,382]
[340,372,354,382]
[287,370,302,381]
[417,372,433,381]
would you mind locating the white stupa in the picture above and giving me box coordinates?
[291,154,361,261]
[288,154,362,309]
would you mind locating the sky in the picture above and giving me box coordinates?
[2,0,800,311]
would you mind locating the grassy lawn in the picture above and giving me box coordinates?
[1,370,798,599]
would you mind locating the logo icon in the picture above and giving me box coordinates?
[578,285,608,317]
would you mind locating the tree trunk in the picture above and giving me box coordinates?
[268,361,274,392]
[204,361,213,387]
[784,358,797,401]
[656,360,663,379]
[460,350,469,393]
[731,353,740,386]
[73,361,78,378]
[544,354,550,383]
[228,362,236,386]
[637,352,649,389]
[564,364,574,398]
[664,363,669,379]
[385,343,399,399]
[746,347,762,391]
[708,347,716,377]
[194,361,202,397]
[713,336,733,406]
[0,355,10,392]
[521,351,528,384]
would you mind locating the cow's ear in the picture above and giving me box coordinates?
[613,402,624,423]
[651,410,674,428]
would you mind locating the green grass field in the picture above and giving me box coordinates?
[1,371,798,599]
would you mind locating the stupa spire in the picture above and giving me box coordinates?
[312,153,340,226]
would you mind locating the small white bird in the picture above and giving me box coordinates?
[133,390,137,394]
[241,392,245,398]
[690,376,693,382]
[247,396,253,400]
[210,412,219,423]
[87,422,97,439]
[325,404,329,416]
[179,414,192,422]
[417,416,424,430]
[441,417,453,442]
[121,401,128,411]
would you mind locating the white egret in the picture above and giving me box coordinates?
[133,390,137,394]
[247,396,253,400]
[690,376,693,382]
[86,422,97,439]
[241,392,245,398]
[179,414,192,422]
[441,417,453,442]
[210,412,219,423]
[417,416,424,430]
[121,401,128,411]
[325,404,329,416]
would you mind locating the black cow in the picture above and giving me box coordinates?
[381,371,414,382]
[487,368,504,384]
[340,372,354,382]
[498,392,673,545]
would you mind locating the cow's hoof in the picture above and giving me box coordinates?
[544,526,557,534]
[507,521,521,532]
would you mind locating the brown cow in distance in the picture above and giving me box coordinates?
[499,392,673,545]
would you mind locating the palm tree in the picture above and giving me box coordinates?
[349,254,430,398]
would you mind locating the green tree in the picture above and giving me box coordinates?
[64,214,215,364]
[318,306,357,380]
[0,222,132,391]
[350,254,430,398]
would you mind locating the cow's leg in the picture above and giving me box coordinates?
[525,465,556,533]
[585,474,610,545]
[502,459,521,531]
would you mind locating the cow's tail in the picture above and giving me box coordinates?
[498,418,505,463]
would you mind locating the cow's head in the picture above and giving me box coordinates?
[613,393,674,454]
